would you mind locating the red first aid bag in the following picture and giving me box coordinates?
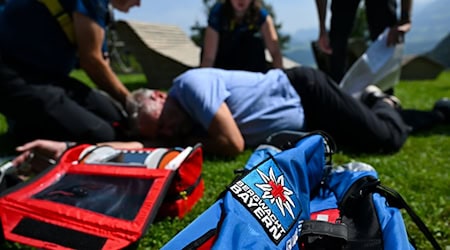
[0,143,204,250]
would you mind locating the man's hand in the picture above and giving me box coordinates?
[12,140,67,166]
[387,22,411,46]
[318,32,333,55]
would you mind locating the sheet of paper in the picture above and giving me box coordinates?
[339,28,403,97]
[362,29,395,74]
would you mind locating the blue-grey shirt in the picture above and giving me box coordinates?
[169,68,304,147]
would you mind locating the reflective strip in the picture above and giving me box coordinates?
[38,0,76,45]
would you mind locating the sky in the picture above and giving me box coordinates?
[115,0,430,36]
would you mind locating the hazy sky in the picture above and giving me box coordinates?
[115,0,430,36]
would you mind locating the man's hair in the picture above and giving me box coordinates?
[128,88,159,135]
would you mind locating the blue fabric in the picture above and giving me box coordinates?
[373,193,414,250]
[162,134,326,250]
[169,68,304,147]
[321,162,414,249]
[164,137,416,249]
[208,2,268,33]
[0,0,109,76]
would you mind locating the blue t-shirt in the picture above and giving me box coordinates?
[169,68,305,147]
[0,0,109,76]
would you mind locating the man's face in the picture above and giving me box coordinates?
[157,98,193,139]
[111,0,140,13]
[136,90,167,138]
[136,92,193,140]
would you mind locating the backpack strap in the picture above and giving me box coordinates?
[38,0,76,45]
[340,175,442,250]
[299,220,348,249]
[375,185,442,250]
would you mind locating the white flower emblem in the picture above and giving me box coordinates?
[255,167,296,219]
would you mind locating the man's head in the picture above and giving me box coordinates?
[111,0,140,13]
[129,89,193,140]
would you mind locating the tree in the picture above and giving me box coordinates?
[190,0,290,50]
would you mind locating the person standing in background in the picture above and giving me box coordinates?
[201,0,283,72]
[315,0,412,83]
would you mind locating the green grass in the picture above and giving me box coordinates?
[1,70,449,249]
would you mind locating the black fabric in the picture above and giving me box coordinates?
[284,66,409,153]
[300,220,348,249]
[338,176,383,249]
[0,57,127,145]
[213,30,267,73]
[33,174,154,220]
[12,218,107,249]
[328,0,398,82]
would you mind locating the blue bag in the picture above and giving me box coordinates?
[163,132,441,250]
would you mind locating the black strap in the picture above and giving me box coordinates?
[164,174,202,202]
[301,220,348,240]
[375,185,442,250]
[300,220,348,249]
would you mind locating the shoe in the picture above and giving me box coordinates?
[433,98,450,123]
[360,85,401,109]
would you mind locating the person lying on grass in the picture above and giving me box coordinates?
[11,66,450,163]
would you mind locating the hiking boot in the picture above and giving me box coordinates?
[433,98,450,123]
[360,85,401,109]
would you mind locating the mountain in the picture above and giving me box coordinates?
[404,0,450,55]
[283,0,450,67]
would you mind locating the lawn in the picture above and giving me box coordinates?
[0,70,449,249]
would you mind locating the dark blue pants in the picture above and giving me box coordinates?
[285,66,409,153]
[0,55,126,145]
[329,0,398,82]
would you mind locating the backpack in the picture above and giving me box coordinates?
[162,131,441,250]
[0,143,204,249]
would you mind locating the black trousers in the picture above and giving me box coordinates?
[285,66,410,153]
[329,0,398,82]
[0,56,126,145]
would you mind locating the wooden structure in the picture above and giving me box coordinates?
[115,20,300,89]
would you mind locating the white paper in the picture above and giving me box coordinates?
[339,28,404,98]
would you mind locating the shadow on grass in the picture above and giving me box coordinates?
[409,124,450,137]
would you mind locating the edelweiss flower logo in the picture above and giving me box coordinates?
[255,168,296,219]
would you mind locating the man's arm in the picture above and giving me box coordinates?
[73,12,130,106]
[387,0,412,46]
[315,0,332,54]
[185,103,244,157]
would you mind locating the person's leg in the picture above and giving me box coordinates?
[365,0,399,96]
[365,0,397,41]
[399,110,444,133]
[329,0,361,83]
[284,66,410,153]
[0,65,121,144]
